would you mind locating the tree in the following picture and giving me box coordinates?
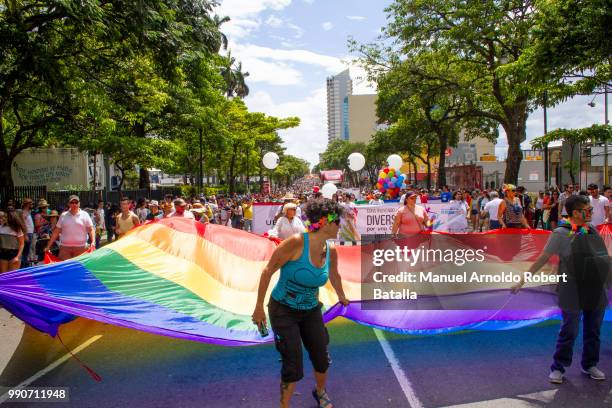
[221,99,299,194]
[0,0,226,189]
[531,125,612,185]
[272,155,310,187]
[509,0,611,100]
[221,51,251,99]
[351,0,544,185]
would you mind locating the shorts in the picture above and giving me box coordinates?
[0,248,19,261]
[268,297,330,383]
[471,210,478,215]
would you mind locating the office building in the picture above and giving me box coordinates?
[326,69,352,142]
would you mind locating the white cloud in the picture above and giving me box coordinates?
[347,15,366,21]
[265,15,283,28]
[217,0,291,18]
[216,0,292,39]
[239,57,303,85]
[221,18,261,39]
[245,88,328,166]
[303,0,315,3]
[231,42,345,74]
[287,22,305,38]
[321,21,334,31]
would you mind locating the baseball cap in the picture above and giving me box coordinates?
[68,195,80,203]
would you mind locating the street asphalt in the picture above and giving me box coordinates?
[0,310,610,408]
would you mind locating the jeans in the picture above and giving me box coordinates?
[243,219,252,232]
[489,220,501,230]
[551,308,606,373]
[21,233,33,265]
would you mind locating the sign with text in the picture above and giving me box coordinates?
[252,203,283,234]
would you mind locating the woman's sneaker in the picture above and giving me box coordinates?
[549,370,564,384]
[581,366,606,381]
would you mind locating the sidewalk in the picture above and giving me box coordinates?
[0,308,25,395]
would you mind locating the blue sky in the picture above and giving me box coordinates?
[216,0,608,167]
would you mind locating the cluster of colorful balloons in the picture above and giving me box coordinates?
[376,167,405,198]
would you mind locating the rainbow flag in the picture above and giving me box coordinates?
[0,219,610,346]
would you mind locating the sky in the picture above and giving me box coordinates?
[215,0,608,168]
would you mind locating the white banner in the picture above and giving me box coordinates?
[252,203,283,234]
[354,201,459,235]
[355,203,400,235]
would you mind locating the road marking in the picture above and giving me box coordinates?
[441,389,559,407]
[374,329,424,408]
[0,335,102,404]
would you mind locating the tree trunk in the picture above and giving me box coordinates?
[437,133,448,188]
[134,121,150,190]
[0,160,14,189]
[568,144,576,185]
[426,148,432,190]
[503,110,528,185]
[504,128,523,185]
[228,144,238,195]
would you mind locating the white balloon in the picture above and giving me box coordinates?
[262,152,279,169]
[321,183,338,199]
[387,154,403,171]
[347,152,366,171]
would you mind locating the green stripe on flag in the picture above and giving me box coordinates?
[80,248,255,332]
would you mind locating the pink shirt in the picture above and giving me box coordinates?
[396,205,426,235]
[57,209,93,247]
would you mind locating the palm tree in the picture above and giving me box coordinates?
[212,15,230,52]
[221,51,250,98]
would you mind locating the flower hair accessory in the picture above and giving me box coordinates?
[302,213,339,232]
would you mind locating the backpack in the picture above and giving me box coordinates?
[557,224,610,311]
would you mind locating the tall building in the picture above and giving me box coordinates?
[348,94,380,144]
[326,69,352,142]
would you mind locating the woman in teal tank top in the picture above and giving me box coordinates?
[252,198,349,408]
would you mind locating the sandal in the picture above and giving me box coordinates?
[312,388,333,408]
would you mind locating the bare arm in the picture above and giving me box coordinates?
[511,252,553,293]
[14,235,25,260]
[498,201,506,228]
[328,245,348,305]
[88,226,95,247]
[45,227,61,250]
[391,210,401,235]
[252,235,301,324]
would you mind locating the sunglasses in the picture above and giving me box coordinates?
[69,201,79,204]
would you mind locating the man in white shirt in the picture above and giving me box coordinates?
[169,198,195,219]
[559,184,576,217]
[483,191,503,229]
[20,198,35,265]
[46,195,95,260]
[588,184,610,227]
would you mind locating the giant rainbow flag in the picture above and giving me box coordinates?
[0,218,610,346]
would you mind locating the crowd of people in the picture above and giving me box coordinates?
[0,182,610,274]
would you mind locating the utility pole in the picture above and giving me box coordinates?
[543,91,549,187]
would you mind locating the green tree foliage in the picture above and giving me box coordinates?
[272,155,310,187]
[0,1,302,193]
[508,0,611,100]
[351,0,552,185]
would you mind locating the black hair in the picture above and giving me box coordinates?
[565,194,589,216]
[304,198,344,224]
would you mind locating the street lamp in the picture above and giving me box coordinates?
[588,86,609,185]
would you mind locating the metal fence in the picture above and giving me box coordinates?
[0,187,182,209]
